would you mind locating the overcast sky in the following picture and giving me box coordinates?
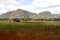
[0,0,60,14]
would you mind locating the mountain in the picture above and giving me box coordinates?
[0,9,33,19]
[0,9,60,20]
[30,11,59,19]
[53,14,60,18]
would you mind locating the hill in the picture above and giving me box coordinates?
[0,9,60,20]
[30,11,60,19]
[0,9,33,19]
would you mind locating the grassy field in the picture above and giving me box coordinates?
[0,21,60,40]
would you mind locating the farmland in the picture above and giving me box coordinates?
[0,21,60,40]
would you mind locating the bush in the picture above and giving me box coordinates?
[12,18,20,22]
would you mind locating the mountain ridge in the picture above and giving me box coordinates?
[0,9,60,20]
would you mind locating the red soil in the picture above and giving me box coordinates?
[0,28,59,40]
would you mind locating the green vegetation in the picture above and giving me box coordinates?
[0,21,60,29]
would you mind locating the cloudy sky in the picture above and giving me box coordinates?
[0,0,60,14]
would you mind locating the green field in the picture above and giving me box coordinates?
[0,21,60,29]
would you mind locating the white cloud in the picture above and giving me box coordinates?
[0,0,22,14]
[25,0,60,14]
[0,0,60,14]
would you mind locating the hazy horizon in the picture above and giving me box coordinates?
[0,0,60,14]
